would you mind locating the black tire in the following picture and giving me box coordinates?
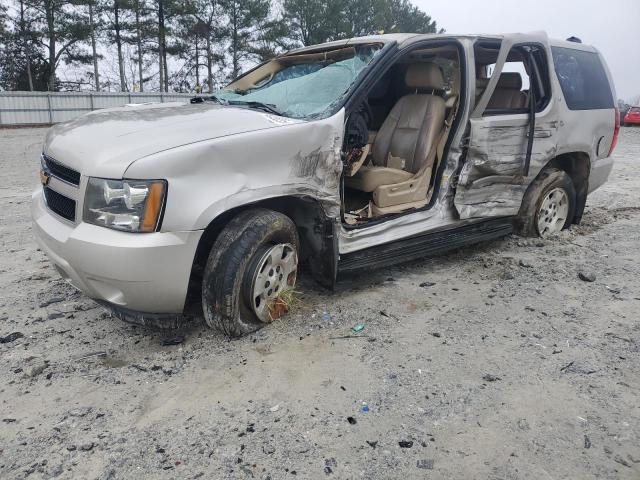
[516,168,576,237]
[201,208,299,337]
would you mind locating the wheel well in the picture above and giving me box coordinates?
[184,196,330,312]
[543,152,590,224]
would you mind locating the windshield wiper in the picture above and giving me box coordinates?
[190,95,228,105]
[191,97,284,116]
[226,100,284,116]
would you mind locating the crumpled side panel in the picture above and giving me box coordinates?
[455,119,558,219]
[460,125,528,185]
[455,180,528,218]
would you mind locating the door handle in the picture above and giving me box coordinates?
[528,130,552,138]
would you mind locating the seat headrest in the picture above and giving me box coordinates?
[405,63,444,91]
[496,72,522,90]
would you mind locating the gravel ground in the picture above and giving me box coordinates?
[0,127,639,480]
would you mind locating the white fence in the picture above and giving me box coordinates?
[0,91,194,126]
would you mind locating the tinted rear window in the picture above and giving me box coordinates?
[551,47,613,110]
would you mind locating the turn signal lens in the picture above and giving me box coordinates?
[141,182,166,232]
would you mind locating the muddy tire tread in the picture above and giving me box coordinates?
[516,167,576,237]
[201,208,299,337]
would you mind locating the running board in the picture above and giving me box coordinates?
[338,217,514,274]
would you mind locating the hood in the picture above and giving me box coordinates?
[43,102,303,178]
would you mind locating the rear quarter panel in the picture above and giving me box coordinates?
[550,44,616,192]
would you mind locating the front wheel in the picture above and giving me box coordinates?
[516,168,576,238]
[201,208,299,337]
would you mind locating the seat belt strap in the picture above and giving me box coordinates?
[437,96,458,164]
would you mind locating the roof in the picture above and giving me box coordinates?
[285,32,596,56]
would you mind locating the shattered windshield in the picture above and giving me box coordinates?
[215,44,382,120]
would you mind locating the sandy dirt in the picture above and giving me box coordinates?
[0,127,639,480]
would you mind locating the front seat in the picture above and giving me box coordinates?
[345,63,446,214]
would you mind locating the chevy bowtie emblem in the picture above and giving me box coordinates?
[40,169,51,186]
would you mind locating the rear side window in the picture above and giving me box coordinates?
[551,47,613,110]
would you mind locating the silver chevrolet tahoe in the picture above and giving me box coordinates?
[32,32,619,336]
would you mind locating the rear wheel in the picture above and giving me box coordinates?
[516,168,576,238]
[201,208,299,337]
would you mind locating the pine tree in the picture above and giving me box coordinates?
[190,0,225,92]
[25,0,92,90]
[0,4,49,91]
[100,0,130,91]
[0,3,7,36]
[281,0,343,47]
[87,0,100,90]
[371,0,438,34]
[282,0,439,47]
[18,0,35,90]
[150,0,188,91]
[126,0,154,91]
[221,0,271,79]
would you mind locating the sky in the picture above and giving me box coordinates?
[414,0,640,102]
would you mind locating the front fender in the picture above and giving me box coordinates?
[124,109,345,232]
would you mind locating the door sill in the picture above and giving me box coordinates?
[338,216,514,274]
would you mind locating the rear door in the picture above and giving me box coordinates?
[454,33,559,219]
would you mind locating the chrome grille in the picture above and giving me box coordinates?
[43,154,81,186]
[43,186,76,221]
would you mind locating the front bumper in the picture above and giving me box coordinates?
[31,188,203,313]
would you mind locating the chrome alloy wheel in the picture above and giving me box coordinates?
[537,187,569,237]
[248,243,298,322]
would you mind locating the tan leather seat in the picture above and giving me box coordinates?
[488,73,528,109]
[476,73,528,110]
[346,63,446,213]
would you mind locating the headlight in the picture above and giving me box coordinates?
[83,178,166,232]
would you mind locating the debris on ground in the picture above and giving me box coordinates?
[614,455,631,468]
[161,336,185,346]
[24,362,47,378]
[0,332,24,343]
[561,361,597,375]
[379,310,399,321]
[324,457,337,474]
[262,443,276,454]
[578,271,597,282]
[416,459,434,470]
[38,297,66,308]
[351,324,365,333]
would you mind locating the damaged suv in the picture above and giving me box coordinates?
[32,32,619,336]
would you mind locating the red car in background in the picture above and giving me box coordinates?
[623,107,640,125]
